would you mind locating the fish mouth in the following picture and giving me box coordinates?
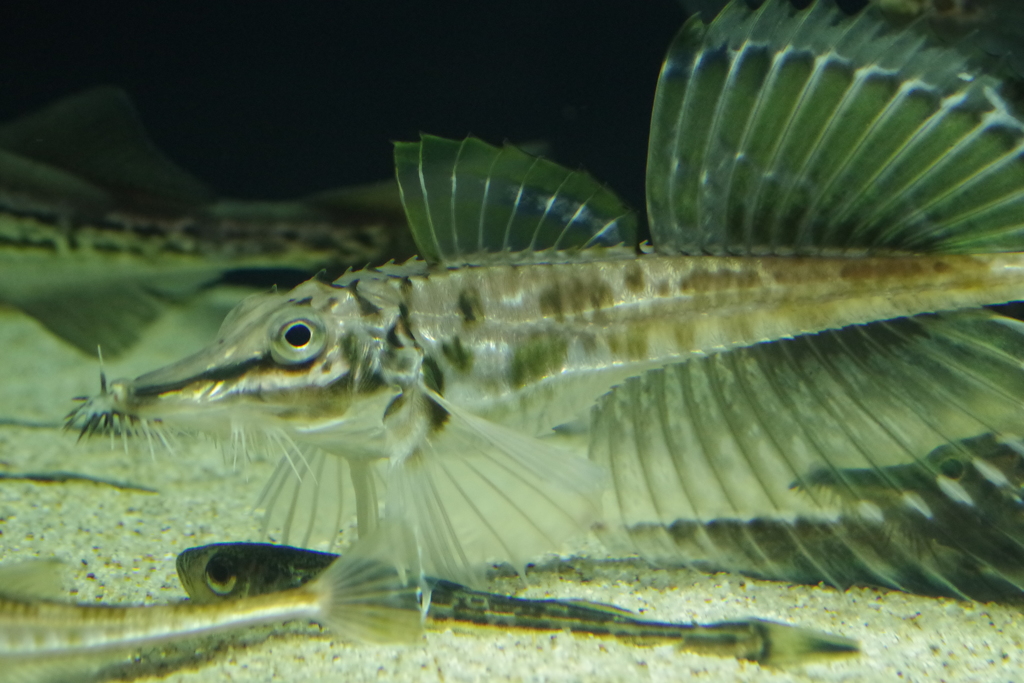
[65,377,158,439]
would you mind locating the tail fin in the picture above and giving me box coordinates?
[749,619,860,666]
[309,525,423,644]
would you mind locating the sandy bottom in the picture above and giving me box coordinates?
[1,291,1023,682]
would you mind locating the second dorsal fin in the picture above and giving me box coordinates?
[648,0,1024,256]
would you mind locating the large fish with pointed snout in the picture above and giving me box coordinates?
[0,86,412,356]
[68,0,1024,593]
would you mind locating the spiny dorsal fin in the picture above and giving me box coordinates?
[0,87,213,215]
[648,0,1024,256]
[394,134,636,265]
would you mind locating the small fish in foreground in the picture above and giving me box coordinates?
[0,536,421,683]
[176,542,859,666]
[0,86,413,356]
[69,0,1024,597]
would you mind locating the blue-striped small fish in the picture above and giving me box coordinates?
[69,0,1024,595]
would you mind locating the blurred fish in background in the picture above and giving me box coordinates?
[0,86,413,357]
[654,435,1024,601]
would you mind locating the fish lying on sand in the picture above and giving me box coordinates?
[0,86,412,356]
[68,0,1024,596]
[658,435,1024,601]
[0,534,420,683]
[176,542,859,665]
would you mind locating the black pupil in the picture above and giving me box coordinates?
[206,556,236,586]
[285,323,312,347]
[939,457,966,480]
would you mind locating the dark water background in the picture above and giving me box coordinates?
[0,1,693,214]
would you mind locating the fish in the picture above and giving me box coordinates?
[67,0,1024,596]
[0,533,421,683]
[0,86,413,356]
[644,434,1024,601]
[175,541,859,665]
[799,434,1024,598]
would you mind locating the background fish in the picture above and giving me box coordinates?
[0,535,420,683]
[0,86,413,356]
[175,541,859,665]
[68,0,1024,598]
[638,434,1024,601]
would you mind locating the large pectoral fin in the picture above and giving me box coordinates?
[386,392,607,587]
[592,310,1024,600]
[256,448,369,550]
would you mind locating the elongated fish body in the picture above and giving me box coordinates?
[0,535,420,683]
[175,542,859,665]
[69,0,1024,595]
[0,87,412,356]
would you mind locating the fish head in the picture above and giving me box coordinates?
[921,435,1024,509]
[177,542,339,603]
[797,434,1024,525]
[67,275,408,449]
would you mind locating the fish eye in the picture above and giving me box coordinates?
[270,314,327,365]
[204,555,239,596]
[939,457,966,480]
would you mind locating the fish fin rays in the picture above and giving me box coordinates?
[256,449,365,550]
[648,0,1024,256]
[592,309,1024,599]
[394,134,637,265]
[386,395,606,587]
[310,524,424,644]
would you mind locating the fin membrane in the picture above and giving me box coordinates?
[0,87,213,214]
[386,394,606,587]
[313,524,423,644]
[394,134,636,264]
[592,310,1024,600]
[648,0,1024,255]
[9,281,165,356]
[0,559,66,601]
[256,449,362,550]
